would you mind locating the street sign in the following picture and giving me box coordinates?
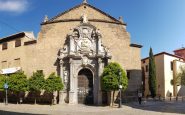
[4,83,8,89]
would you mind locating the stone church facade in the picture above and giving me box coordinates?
[0,1,142,105]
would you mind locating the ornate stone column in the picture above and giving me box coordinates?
[59,59,66,105]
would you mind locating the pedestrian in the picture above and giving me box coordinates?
[138,92,142,105]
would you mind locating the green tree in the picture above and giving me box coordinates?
[179,66,185,85]
[148,48,157,98]
[29,70,45,104]
[8,71,28,103]
[101,62,128,106]
[174,66,185,86]
[45,72,64,104]
[0,75,6,91]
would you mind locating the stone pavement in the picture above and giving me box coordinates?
[0,101,185,115]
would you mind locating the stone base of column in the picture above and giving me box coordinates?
[97,90,102,105]
[69,91,77,104]
[59,91,67,105]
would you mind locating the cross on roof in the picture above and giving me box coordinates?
[83,0,87,4]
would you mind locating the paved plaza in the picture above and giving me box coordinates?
[0,100,185,115]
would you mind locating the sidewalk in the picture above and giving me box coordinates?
[0,102,183,115]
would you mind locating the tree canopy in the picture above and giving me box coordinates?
[0,75,6,91]
[29,70,45,92]
[8,71,28,93]
[148,48,157,98]
[101,62,128,91]
[44,72,64,93]
[175,66,185,86]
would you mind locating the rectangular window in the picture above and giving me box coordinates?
[2,42,7,50]
[127,71,130,79]
[146,65,148,72]
[14,58,20,67]
[15,39,21,47]
[171,61,173,71]
[37,70,43,74]
[1,61,7,69]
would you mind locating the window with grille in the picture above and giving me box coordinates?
[171,61,173,71]
[15,39,21,47]
[127,71,130,79]
[2,42,7,50]
[146,65,149,72]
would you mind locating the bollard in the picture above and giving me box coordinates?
[182,97,184,102]
[170,93,172,101]
[20,98,23,104]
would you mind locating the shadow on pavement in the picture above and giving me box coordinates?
[0,110,44,115]
[124,100,185,114]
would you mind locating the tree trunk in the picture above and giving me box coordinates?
[34,93,37,104]
[16,93,19,104]
[112,91,115,107]
[34,98,37,104]
[107,91,111,106]
[110,91,114,107]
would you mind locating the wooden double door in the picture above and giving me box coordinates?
[78,68,93,105]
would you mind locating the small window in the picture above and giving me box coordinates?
[2,42,7,50]
[171,61,173,71]
[15,39,21,47]
[1,61,7,69]
[143,60,145,63]
[127,71,130,79]
[14,58,20,67]
[146,65,148,72]
[37,70,43,74]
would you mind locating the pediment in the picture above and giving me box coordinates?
[46,3,123,24]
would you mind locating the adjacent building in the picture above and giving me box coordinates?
[0,1,142,105]
[174,47,185,61]
[142,52,185,98]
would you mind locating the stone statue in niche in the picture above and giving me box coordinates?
[82,14,88,23]
[73,29,79,39]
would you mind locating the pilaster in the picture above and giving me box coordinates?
[69,58,77,104]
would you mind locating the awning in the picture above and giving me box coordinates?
[0,67,21,75]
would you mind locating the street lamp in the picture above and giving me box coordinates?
[118,70,122,108]
[4,75,8,105]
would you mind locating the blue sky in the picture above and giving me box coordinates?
[0,0,185,58]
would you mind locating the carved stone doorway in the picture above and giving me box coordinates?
[78,68,94,105]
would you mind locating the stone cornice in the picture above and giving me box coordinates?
[41,19,126,26]
[0,32,25,44]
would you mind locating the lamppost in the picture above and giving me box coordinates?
[118,70,122,108]
[4,76,8,105]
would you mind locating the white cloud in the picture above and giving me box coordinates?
[0,0,29,13]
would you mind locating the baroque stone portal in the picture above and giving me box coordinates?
[58,21,111,105]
